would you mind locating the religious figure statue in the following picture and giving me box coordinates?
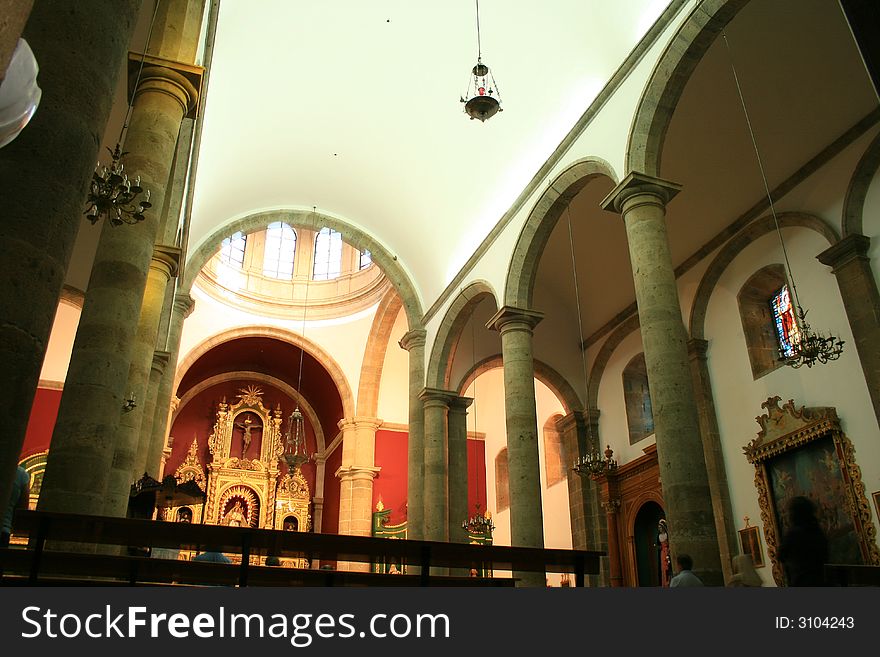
[234,415,262,456]
[657,518,672,586]
[222,500,248,527]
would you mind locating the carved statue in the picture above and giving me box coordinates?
[234,415,262,456]
[222,500,248,527]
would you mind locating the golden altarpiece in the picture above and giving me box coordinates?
[168,386,312,564]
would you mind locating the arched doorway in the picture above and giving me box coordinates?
[633,501,666,587]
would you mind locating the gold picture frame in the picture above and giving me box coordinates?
[744,397,880,586]
[738,523,764,568]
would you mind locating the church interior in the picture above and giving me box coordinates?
[1,0,879,587]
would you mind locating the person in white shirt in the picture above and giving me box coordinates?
[669,554,704,587]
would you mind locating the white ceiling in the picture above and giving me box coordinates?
[189,0,672,307]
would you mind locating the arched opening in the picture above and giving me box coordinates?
[633,501,667,587]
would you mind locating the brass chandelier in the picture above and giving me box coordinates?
[460,0,502,122]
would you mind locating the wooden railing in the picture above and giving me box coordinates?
[1,510,603,587]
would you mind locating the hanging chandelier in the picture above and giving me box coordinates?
[723,33,844,369]
[283,405,311,470]
[462,503,495,535]
[574,444,617,479]
[460,0,502,121]
[84,2,158,226]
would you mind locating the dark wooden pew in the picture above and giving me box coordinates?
[1,510,602,587]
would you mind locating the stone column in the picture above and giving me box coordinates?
[688,338,736,583]
[107,246,179,514]
[488,306,545,587]
[145,292,194,477]
[335,416,381,571]
[556,411,588,549]
[399,328,426,539]
[39,53,198,516]
[817,234,880,429]
[0,0,140,517]
[447,395,472,544]
[602,172,722,586]
[132,349,170,476]
[0,0,33,81]
[419,388,453,542]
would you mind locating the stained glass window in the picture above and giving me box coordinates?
[770,285,800,358]
[263,222,296,279]
[313,227,342,280]
[219,231,246,268]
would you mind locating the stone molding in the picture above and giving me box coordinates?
[600,171,682,214]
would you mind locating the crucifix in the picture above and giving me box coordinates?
[234,414,262,456]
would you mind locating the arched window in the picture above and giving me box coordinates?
[313,227,343,280]
[543,414,565,487]
[359,249,372,270]
[623,353,654,445]
[494,448,510,512]
[219,231,246,268]
[263,222,296,279]
[737,264,787,378]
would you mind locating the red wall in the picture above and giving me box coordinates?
[373,429,408,524]
[21,387,62,459]
[321,443,342,534]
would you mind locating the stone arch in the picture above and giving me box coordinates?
[505,158,618,308]
[588,313,641,417]
[172,370,327,453]
[626,0,748,176]
[356,287,403,417]
[426,280,499,391]
[688,212,838,341]
[843,130,880,237]
[175,325,355,419]
[455,355,583,416]
[182,208,423,330]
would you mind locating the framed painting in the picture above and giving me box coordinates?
[744,397,880,586]
[738,524,764,568]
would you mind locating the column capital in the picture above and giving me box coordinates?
[398,328,427,352]
[555,408,599,434]
[151,350,171,376]
[447,396,473,414]
[151,245,182,278]
[816,233,870,271]
[335,465,381,481]
[486,305,544,333]
[173,292,195,318]
[133,62,201,117]
[600,171,682,214]
[687,337,709,361]
[418,387,456,407]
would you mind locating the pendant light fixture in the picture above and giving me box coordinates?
[460,0,503,122]
[84,2,158,226]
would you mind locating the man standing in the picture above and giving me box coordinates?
[669,554,704,587]
[1,466,30,547]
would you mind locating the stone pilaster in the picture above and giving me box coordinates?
[146,292,194,476]
[687,338,736,583]
[399,328,426,539]
[131,349,170,478]
[817,234,880,429]
[602,172,722,586]
[447,396,472,544]
[0,0,140,516]
[488,306,545,587]
[419,388,454,542]
[336,416,381,570]
[107,246,179,515]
